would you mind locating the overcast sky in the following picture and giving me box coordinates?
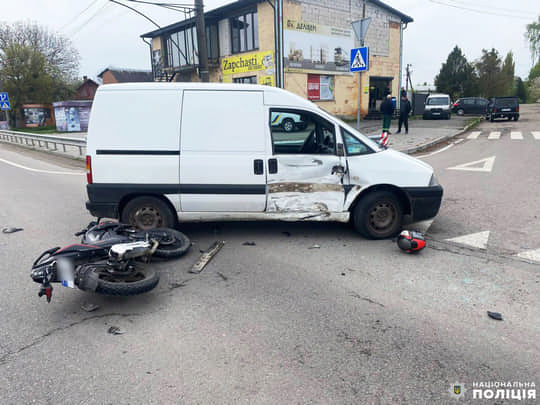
[2,0,538,85]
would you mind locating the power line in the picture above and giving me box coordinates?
[67,1,111,36]
[428,0,532,20]
[447,0,536,16]
[61,0,104,31]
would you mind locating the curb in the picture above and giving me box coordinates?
[399,117,482,155]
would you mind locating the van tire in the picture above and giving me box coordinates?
[352,191,402,239]
[121,196,175,230]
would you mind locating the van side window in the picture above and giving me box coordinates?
[341,128,373,156]
[270,109,336,155]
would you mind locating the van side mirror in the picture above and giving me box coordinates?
[337,143,345,156]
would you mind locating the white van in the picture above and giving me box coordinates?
[86,83,442,239]
[423,93,452,120]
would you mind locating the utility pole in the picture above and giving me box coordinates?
[194,0,209,82]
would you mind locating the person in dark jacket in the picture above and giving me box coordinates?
[396,95,412,134]
[380,94,394,132]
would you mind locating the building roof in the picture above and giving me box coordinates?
[141,0,412,38]
[97,68,153,83]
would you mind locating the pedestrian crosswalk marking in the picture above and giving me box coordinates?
[464,131,539,140]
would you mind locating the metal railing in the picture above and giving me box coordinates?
[0,130,86,158]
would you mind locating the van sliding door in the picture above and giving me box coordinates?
[179,90,267,212]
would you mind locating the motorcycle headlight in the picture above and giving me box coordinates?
[429,173,439,186]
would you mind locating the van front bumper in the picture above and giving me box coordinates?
[403,185,443,222]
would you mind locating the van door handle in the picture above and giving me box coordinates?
[254,159,264,175]
[268,158,278,174]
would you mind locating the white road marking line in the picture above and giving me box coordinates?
[0,157,84,175]
[510,131,523,140]
[516,249,540,263]
[488,132,501,140]
[467,131,481,139]
[445,231,490,250]
[454,139,464,144]
[447,156,496,172]
[416,143,454,158]
[532,132,540,140]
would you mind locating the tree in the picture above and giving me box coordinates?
[514,77,527,103]
[525,16,540,64]
[475,48,505,98]
[528,77,540,102]
[501,51,515,96]
[529,61,540,82]
[434,46,477,100]
[0,21,79,125]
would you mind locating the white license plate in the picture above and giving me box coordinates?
[432,112,441,115]
[501,108,511,112]
[57,258,75,288]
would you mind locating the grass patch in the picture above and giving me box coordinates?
[12,126,59,134]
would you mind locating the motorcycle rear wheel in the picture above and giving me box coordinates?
[78,263,159,296]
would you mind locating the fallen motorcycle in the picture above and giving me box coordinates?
[30,221,190,302]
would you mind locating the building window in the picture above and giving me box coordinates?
[165,24,219,69]
[233,76,257,84]
[231,11,258,54]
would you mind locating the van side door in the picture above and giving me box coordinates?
[179,90,267,212]
[266,108,346,215]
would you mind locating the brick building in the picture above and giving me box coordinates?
[98,68,154,85]
[141,0,412,117]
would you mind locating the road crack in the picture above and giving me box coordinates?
[0,312,142,366]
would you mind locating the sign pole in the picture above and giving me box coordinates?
[357,72,361,128]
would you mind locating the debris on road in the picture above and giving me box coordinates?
[397,230,426,253]
[190,241,225,274]
[309,244,321,249]
[108,326,126,335]
[2,227,24,234]
[81,303,100,312]
[242,241,256,246]
[487,311,503,321]
[217,272,228,281]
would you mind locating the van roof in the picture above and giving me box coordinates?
[427,93,450,98]
[97,82,316,109]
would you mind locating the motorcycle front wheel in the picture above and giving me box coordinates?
[77,263,159,296]
[145,228,191,258]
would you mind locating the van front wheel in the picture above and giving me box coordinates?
[353,191,402,239]
[121,196,175,230]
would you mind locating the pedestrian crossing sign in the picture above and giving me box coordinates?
[0,101,10,110]
[350,47,369,72]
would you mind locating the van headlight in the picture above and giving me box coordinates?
[429,174,439,186]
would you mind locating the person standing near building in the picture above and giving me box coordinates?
[396,94,411,134]
[380,94,394,133]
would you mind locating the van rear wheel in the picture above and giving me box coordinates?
[353,191,402,239]
[121,196,175,230]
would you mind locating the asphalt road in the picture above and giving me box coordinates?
[0,111,538,404]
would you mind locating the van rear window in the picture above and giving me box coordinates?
[494,98,517,107]
[427,97,449,105]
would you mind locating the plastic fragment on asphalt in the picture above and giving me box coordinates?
[309,244,321,249]
[190,241,225,273]
[81,303,100,312]
[242,241,256,246]
[108,326,126,335]
[487,311,503,321]
[2,227,24,234]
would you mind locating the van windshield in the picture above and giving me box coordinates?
[427,97,449,106]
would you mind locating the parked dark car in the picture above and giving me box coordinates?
[486,97,519,122]
[451,97,488,115]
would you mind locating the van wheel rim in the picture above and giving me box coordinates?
[133,207,162,228]
[368,201,396,231]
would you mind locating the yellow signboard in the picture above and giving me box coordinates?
[222,50,274,75]
[259,75,275,86]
